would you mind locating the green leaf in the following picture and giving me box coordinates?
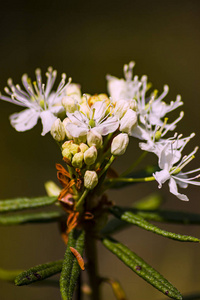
[60,228,85,300]
[15,260,63,286]
[0,196,57,212]
[0,268,24,281]
[102,237,182,300]
[133,193,163,210]
[110,207,200,242]
[101,194,163,235]
[0,211,64,225]
[135,209,200,225]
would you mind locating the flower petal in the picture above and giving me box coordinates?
[40,110,57,136]
[169,177,189,201]
[10,109,40,132]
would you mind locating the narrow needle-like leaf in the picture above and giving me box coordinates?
[102,237,182,300]
[0,211,64,225]
[0,196,57,212]
[60,228,85,300]
[110,207,200,242]
[15,260,63,286]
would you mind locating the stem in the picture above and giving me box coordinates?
[107,176,155,183]
[85,232,100,300]
[75,189,89,212]
[120,151,147,177]
[98,155,115,179]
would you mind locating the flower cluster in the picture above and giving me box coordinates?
[1,62,200,201]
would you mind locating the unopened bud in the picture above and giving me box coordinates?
[63,118,73,139]
[62,148,72,161]
[114,100,130,119]
[74,135,87,144]
[111,133,129,156]
[87,130,103,149]
[72,152,84,169]
[50,118,65,142]
[119,109,137,135]
[62,96,77,113]
[129,99,137,111]
[84,170,98,189]
[79,143,89,153]
[84,146,97,165]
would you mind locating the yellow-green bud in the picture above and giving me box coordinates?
[63,118,73,139]
[111,133,129,156]
[84,146,97,165]
[44,181,61,197]
[72,152,84,169]
[129,99,137,111]
[62,96,77,113]
[74,135,87,144]
[50,118,65,142]
[84,170,98,189]
[70,143,80,155]
[79,143,89,153]
[114,100,130,119]
[62,148,72,161]
[87,130,103,149]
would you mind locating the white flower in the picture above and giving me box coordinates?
[0,67,71,135]
[153,143,200,201]
[66,99,119,138]
[107,61,141,102]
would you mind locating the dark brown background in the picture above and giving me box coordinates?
[0,0,200,299]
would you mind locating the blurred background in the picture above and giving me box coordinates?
[0,0,200,299]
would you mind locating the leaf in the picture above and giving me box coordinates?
[0,211,64,225]
[136,209,200,225]
[133,193,163,210]
[0,196,57,212]
[102,237,182,300]
[101,193,163,235]
[15,260,63,286]
[60,228,85,300]
[110,206,200,243]
[0,268,24,281]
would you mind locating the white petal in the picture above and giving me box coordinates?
[40,110,57,136]
[169,177,189,201]
[153,169,171,188]
[10,109,40,132]
[66,122,88,138]
[95,116,119,135]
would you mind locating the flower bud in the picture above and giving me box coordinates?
[111,133,129,156]
[87,130,103,149]
[74,135,87,144]
[119,109,137,135]
[84,170,98,189]
[63,118,73,139]
[79,143,89,153]
[129,99,137,111]
[62,148,72,161]
[62,96,77,113]
[84,146,97,165]
[72,152,84,169]
[50,118,65,142]
[44,181,61,197]
[114,100,130,119]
